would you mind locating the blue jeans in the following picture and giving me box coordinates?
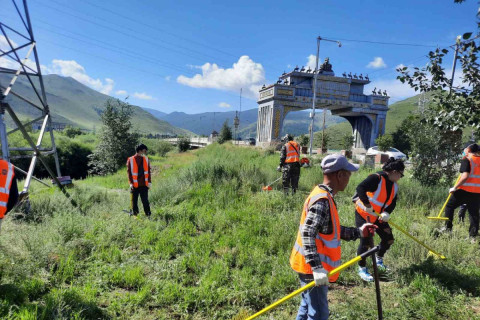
[296,273,329,320]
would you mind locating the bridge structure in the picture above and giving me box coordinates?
[256,59,390,152]
[164,137,249,148]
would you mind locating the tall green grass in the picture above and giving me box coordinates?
[0,143,479,319]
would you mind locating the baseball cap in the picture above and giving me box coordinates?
[321,154,360,173]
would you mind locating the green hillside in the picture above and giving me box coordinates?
[325,94,425,149]
[1,144,479,319]
[0,74,190,136]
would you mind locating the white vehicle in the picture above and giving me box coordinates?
[366,146,407,160]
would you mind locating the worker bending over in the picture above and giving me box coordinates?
[353,157,404,281]
[443,143,480,241]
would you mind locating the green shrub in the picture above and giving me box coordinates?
[153,140,173,157]
[177,137,190,152]
[375,134,393,152]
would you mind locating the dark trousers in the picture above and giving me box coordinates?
[355,211,394,267]
[282,163,300,194]
[131,186,151,216]
[444,189,480,237]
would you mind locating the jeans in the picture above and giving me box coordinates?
[296,273,329,320]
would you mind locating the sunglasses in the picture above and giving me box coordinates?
[396,171,404,178]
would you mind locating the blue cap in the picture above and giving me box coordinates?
[321,154,360,173]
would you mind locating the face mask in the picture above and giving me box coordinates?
[462,151,466,157]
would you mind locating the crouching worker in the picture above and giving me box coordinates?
[0,158,19,233]
[353,157,404,281]
[290,154,377,320]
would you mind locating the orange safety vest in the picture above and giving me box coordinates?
[355,174,398,223]
[0,160,15,219]
[128,155,149,188]
[285,141,300,163]
[458,154,480,193]
[290,186,342,282]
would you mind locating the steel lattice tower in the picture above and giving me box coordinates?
[0,0,65,193]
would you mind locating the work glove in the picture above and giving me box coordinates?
[379,212,390,222]
[449,187,457,193]
[129,184,134,191]
[277,166,282,172]
[148,183,152,189]
[359,223,378,237]
[312,267,329,286]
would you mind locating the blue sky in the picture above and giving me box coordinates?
[1,0,478,113]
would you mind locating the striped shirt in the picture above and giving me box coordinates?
[301,184,360,269]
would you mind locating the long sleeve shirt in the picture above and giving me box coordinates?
[301,184,361,269]
[127,155,151,187]
[352,171,397,213]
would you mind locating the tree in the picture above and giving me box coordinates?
[297,134,309,147]
[88,99,139,175]
[177,137,190,152]
[397,2,480,132]
[340,134,354,151]
[218,120,232,144]
[313,131,329,149]
[375,134,393,152]
[63,126,83,138]
[392,117,413,155]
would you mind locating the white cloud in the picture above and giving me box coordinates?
[44,59,115,94]
[0,35,47,73]
[165,75,171,81]
[307,54,317,69]
[133,92,155,100]
[0,35,18,51]
[177,55,265,99]
[218,102,231,108]
[115,90,128,95]
[365,78,416,102]
[367,57,387,69]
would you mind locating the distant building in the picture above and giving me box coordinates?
[32,121,67,132]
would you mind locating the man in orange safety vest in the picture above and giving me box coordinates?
[290,154,377,319]
[278,134,301,195]
[443,143,480,241]
[127,144,152,218]
[0,158,19,233]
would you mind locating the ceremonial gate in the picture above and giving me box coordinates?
[256,59,389,151]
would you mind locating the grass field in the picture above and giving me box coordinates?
[1,144,479,319]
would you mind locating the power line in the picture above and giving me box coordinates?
[34,0,234,68]
[81,0,238,59]
[325,36,445,48]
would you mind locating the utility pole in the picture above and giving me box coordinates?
[450,37,460,95]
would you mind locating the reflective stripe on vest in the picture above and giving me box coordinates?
[293,242,342,268]
[355,175,397,222]
[459,155,480,193]
[0,161,15,219]
[129,156,149,188]
[285,141,300,163]
[289,186,341,282]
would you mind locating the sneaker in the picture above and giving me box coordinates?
[358,266,373,282]
[376,257,389,271]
